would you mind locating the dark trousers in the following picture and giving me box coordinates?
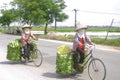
[23,43,34,57]
[76,48,85,64]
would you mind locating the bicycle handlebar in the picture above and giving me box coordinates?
[71,44,95,54]
[85,44,95,50]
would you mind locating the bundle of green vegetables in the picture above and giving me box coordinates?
[56,45,74,75]
[7,39,38,61]
[7,39,22,61]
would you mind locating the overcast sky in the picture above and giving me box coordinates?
[1,0,120,26]
[63,0,120,26]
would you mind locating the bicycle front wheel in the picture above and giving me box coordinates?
[88,58,106,80]
[31,49,42,67]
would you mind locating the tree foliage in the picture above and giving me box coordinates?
[0,0,68,34]
[11,0,46,25]
[0,9,16,27]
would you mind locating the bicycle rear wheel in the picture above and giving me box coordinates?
[31,49,42,67]
[88,58,106,80]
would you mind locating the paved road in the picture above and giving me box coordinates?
[0,33,120,80]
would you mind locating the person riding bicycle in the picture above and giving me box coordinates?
[21,25,36,60]
[72,25,93,70]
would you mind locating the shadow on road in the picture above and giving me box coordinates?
[42,72,86,80]
[0,61,23,65]
[0,61,36,67]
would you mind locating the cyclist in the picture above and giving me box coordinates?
[72,25,93,70]
[21,25,36,61]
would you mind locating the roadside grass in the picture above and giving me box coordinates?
[36,34,120,47]
[87,27,120,32]
[32,27,120,32]
[32,27,75,32]
[1,26,120,32]
[91,38,120,47]
[36,34,74,42]
[0,27,8,33]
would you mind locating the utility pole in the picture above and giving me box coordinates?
[105,19,114,40]
[73,9,78,28]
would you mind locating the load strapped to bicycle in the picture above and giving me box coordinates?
[56,45,88,74]
[56,45,106,80]
[6,39,42,67]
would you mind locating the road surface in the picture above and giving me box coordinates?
[0,33,120,80]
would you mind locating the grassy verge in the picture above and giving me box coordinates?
[1,26,120,32]
[0,28,8,33]
[91,38,120,47]
[32,27,120,32]
[36,34,74,42]
[87,27,120,32]
[35,34,120,47]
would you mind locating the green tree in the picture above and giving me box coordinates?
[0,9,16,27]
[12,0,46,25]
[11,0,68,34]
[53,0,69,30]
[38,0,68,34]
[55,13,68,30]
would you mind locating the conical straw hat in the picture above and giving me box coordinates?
[22,25,32,29]
[75,25,88,31]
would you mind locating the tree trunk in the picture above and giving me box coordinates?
[54,16,57,30]
[7,25,11,34]
[44,23,48,35]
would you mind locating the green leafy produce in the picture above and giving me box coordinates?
[57,45,71,54]
[56,45,74,75]
[7,39,38,61]
[31,40,38,49]
[7,39,22,61]
[84,51,88,69]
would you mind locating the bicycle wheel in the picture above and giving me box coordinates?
[31,49,42,67]
[88,58,106,80]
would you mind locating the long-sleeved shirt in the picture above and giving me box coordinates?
[72,32,92,51]
[21,32,36,46]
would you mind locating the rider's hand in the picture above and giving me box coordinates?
[71,49,75,51]
[84,47,89,52]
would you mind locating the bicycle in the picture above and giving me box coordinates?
[20,43,42,67]
[72,45,106,80]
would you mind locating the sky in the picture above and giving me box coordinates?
[0,0,120,26]
[62,0,120,26]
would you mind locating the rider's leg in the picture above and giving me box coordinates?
[28,43,34,51]
[72,53,78,69]
[76,48,85,67]
[23,44,29,58]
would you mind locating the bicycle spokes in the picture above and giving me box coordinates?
[92,60,99,72]
[32,49,42,67]
[88,58,106,80]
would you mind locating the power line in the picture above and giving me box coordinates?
[64,9,120,15]
[79,10,120,15]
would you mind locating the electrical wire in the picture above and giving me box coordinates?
[64,9,120,15]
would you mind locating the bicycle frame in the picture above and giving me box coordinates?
[83,49,94,67]
[73,46,106,80]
